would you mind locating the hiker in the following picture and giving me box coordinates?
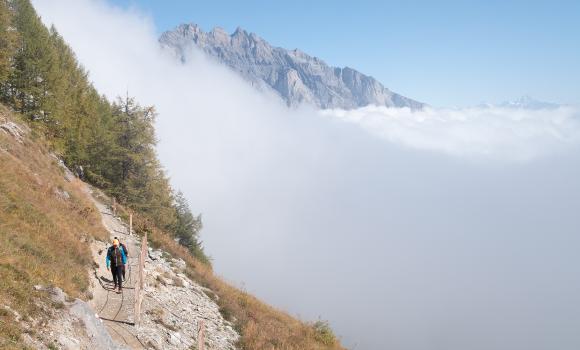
[106,239,127,293]
[113,236,129,281]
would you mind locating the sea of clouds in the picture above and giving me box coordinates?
[321,104,580,161]
[33,1,580,349]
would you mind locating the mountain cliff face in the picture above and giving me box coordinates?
[160,24,424,110]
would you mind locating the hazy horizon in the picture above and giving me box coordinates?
[33,1,580,349]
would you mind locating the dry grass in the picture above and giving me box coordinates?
[0,104,344,349]
[133,214,344,350]
[0,106,108,348]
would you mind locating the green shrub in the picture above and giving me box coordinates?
[313,320,338,346]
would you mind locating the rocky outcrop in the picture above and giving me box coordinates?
[135,251,239,350]
[160,24,424,110]
[20,286,127,350]
[0,116,27,143]
[87,186,239,350]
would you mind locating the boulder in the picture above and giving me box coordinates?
[69,299,128,350]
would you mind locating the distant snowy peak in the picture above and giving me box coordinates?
[498,95,560,110]
[159,24,424,110]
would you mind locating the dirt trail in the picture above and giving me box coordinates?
[85,186,146,350]
[78,184,238,350]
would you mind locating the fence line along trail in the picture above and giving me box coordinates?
[85,185,147,350]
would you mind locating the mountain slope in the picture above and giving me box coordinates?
[160,24,424,110]
[0,1,345,348]
[0,105,111,349]
[86,185,239,349]
[1,105,344,349]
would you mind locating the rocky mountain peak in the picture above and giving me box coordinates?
[232,26,248,37]
[160,24,424,110]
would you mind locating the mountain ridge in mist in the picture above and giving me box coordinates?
[159,23,424,110]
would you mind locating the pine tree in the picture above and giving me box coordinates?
[0,0,210,264]
[110,95,156,197]
[110,95,177,230]
[8,0,57,120]
[174,191,207,263]
[82,93,117,188]
[0,0,17,84]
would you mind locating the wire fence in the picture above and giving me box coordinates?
[134,232,147,326]
[132,228,206,349]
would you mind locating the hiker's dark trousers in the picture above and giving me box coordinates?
[111,265,123,289]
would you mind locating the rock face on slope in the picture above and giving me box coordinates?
[87,187,239,350]
[160,24,424,110]
[137,249,239,349]
[19,286,127,350]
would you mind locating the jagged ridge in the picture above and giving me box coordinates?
[160,24,424,110]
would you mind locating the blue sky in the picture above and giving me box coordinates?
[109,0,579,107]
[33,2,580,347]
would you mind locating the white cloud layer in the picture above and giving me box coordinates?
[322,105,580,161]
[32,1,580,349]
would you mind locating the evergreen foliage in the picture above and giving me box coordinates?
[0,0,17,82]
[174,191,208,264]
[0,0,208,263]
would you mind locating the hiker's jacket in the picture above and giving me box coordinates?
[106,246,127,268]
[120,242,128,256]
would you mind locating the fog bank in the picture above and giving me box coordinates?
[34,1,580,349]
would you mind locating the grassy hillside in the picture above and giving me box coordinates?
[0,105,108,349]
[0,105,344,349]
[137,214,344,350]
[0,0,345,348]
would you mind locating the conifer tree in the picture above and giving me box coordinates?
[0,0,17,84]
[174,191,206,262]
[0,0,209,264]
[8,0,57,120]
[110,95,177,230]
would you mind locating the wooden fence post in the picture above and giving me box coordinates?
[140,233,147,291]
[134,232,147,326]
[134,267,140,325]
[198,319,205,350]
